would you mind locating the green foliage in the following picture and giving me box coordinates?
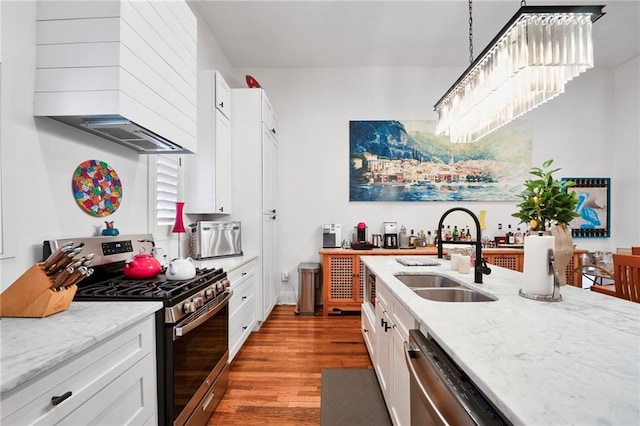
[511,159,579,231]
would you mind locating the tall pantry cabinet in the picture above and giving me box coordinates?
[231,88,279,324]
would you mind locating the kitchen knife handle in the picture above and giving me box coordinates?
[51,391,72,406]
[42,242,73,269]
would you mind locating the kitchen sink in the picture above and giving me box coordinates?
[412,287,497,302]
[394,273,461,288]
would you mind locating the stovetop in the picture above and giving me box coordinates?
[74,268,225,302]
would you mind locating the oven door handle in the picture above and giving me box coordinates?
[174,291,232,340]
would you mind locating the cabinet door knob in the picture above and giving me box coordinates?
[51,391,72,406]
[271,128,276,135]
[219,207,224,212]
[219,101,224,108]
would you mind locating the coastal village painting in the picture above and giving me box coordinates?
[349,120,532,202]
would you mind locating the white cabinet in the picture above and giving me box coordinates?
[361,302,376,360]
[1,315,157,425]
[231,88,279,324]
[374,282,416,426]
[186,70,232,214]
[228,257,258,361]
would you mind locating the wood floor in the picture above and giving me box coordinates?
[208,305,373,425]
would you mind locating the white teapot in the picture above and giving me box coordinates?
[165,257,196,281]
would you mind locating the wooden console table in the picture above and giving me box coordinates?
[319,247,587,315]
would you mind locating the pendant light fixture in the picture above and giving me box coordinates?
[434,1,605,143]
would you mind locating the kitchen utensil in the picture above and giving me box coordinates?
[371,234,383,247]
[123,253,162,279]
[165,257,196,281]
[42,241,74,270]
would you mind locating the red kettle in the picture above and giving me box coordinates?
[123,253,162,279]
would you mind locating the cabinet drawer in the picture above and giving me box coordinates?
[229,271,256,317]
[391,301,417,343]
[227,258,257,285]
[1,316,155,425]
[229,295,256,360]
[362,304,376,358]
[57,353,156,425]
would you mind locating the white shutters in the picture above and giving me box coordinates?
[155,155,181,227]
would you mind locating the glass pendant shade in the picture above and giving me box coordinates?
[172,201,186,234]
[434,5,605,143]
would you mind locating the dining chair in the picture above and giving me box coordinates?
[612,254,640,303]
[631,246,640,255]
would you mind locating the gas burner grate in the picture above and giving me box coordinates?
[74,267,225,303]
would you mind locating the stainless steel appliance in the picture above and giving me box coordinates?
[383,221,398,249]
[190,221,242,259]
[405,329,509,426]
[322,223,342,248]
[43,234,231,426]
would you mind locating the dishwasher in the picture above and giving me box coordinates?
[405,329,511,426]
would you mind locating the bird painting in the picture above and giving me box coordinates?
[575,192,602,228]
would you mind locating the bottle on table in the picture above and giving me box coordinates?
[399,225,408,248]
[507,224,515,244]
[409,229,417,247]
[452,226,459,241]
[514,227,524,245]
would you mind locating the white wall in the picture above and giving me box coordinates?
[233,64,640,304]
[612,56,640,247]
[0,2,150,289]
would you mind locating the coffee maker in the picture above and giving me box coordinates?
[382,222,398,249]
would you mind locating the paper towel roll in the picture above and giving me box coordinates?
[451,253,461,271]
[522,235,555,296]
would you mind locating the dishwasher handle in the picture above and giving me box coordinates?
[405,340,454,426]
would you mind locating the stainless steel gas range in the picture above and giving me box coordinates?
[43,234,231,426]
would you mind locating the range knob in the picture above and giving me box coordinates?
[216,282,224,293]
[193,296,204,308]
[204,288,214,299]
[183,301,196,314]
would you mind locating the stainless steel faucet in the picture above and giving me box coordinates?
[436,207,491,283]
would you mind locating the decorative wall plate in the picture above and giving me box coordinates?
[72,160,122,217]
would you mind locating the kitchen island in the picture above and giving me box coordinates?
[361,255,640,425]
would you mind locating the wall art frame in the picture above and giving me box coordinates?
[562,177,610,238]
[349,120,532,202]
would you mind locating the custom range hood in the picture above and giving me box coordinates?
[34,0,197,154]
[47,116,189,154]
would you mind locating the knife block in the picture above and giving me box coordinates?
[0,263,77,318]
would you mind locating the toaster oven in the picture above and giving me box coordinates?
[190,221,243,259]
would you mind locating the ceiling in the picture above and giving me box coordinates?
[189,0,640,69]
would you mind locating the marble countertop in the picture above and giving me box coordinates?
[1,301,163,395]
[360,255,640,426]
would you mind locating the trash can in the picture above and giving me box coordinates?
[296,262,321,315]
